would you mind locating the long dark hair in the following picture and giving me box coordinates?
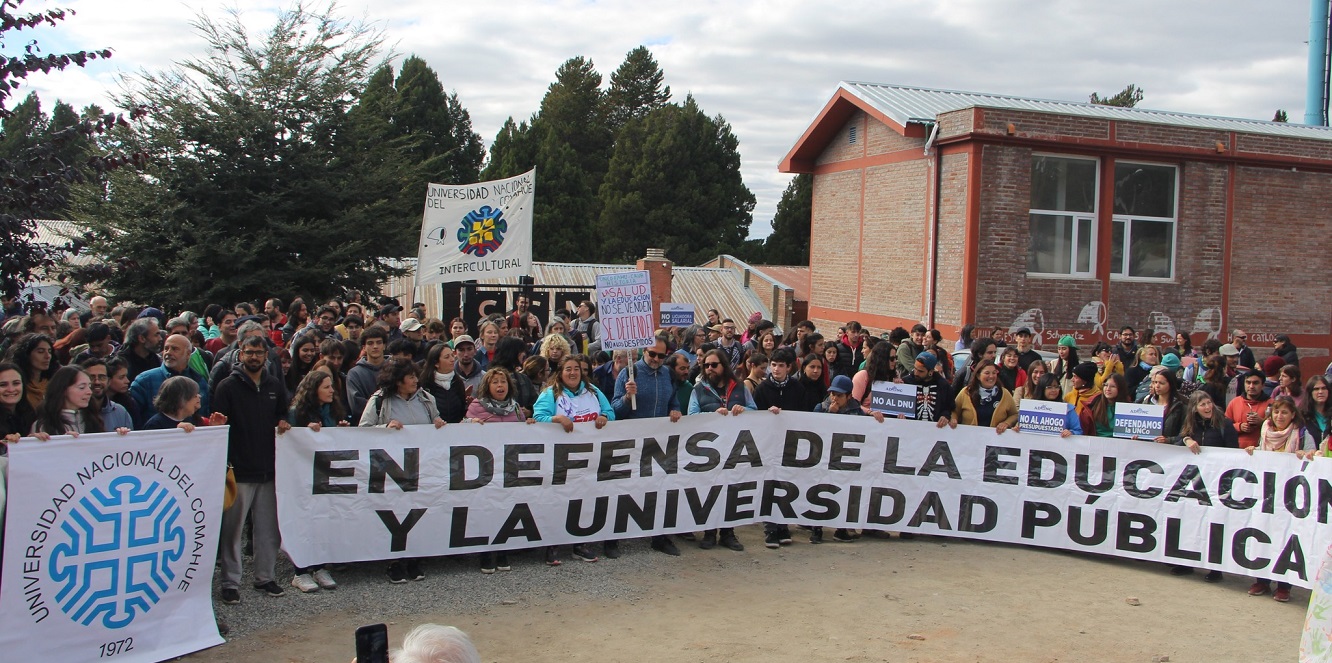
[10,332,56,388]
[35,365,102,435]
[1179,391,1224,439]
[1302,375,1332,423]
[286,334,318,392]
[1090,373,1131,430]
[863,341,895,383]
[1034,372,1063,402]
[493,336,527,371]
[1053,345,1080,380]
[291,369,345,423]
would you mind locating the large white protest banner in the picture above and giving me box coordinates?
[416,169,535,285]
[276,415,1332,588]
[0,428,228,663]
[596,270,655,350]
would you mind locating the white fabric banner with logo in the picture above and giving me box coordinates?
[276,414,1332,588]
[0,428,228,663]
[416,169,535,285]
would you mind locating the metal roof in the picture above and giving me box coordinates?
[484,262,770,327]
[841,81,1332,141]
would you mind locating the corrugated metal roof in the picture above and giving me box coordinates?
[489,262,770,326]
[842,81,1332,141]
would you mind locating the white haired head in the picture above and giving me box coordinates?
[391,624,480,663]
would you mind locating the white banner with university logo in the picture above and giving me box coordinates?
[416,169,535,285]
[276,414,1332,588]
[0,428,228,662]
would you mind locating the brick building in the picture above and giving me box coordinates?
[781,82,1332,373]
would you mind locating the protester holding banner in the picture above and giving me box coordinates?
[1301,376,1332,446]
[31,365,109,435]
[1245,396,1317,602]
[1086,373,1131,437]
[903,352,956,427]
[142,375,209,431]
[421,343,468,424]
[1172,391,1238,455]
[954,360,1018,432]
[215,335,292,603]
[282,370,344,593]
[359,360,447,431]
[0,362,36,443]
[610,334,684,557]
[1021,374,1082,437]
[678,349,751,551]
[1227,371,1271,449]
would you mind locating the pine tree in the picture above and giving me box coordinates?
[597,96,754,265]
[605,46,671,133]
[1089,84,1144,107]
[763,174,811,264]
[481,116,536,180]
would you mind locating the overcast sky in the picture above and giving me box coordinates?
[11,0,1317,242]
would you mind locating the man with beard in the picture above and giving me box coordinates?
[214,336,291,604]
[611,334,683,558]
[81,358,134,430]
[685,349,752,552]
[716,318,742,368]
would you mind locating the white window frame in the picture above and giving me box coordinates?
[1027,153,1099,278]
[1109,160,1179,282]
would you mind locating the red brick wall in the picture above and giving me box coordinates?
[1229,166,1332,352]
[817,111,866,166]
[933,151,970,329]
[810,170,862,313]
[860,160,929,321]
[978,109,1111,141]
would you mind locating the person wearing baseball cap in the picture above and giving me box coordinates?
[449,334,484,393]
[815,374,884,422]
[1012,327,1042,374]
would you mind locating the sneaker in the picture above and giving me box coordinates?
[778,527,793,545]
[1274,587,1291,602]
[220,587,241,605]
[1204,570,1223,583]
[832,528,855,542]
[291,573,319,593]
[764,531,781,549]
[699,531,717,550]
[406,559,425,581]
[1247,581,1270,596]
[480,552,497,574]
[312,568,337,590]
[1169,565,1194,576]
[809,527,824,544]
[651,535,681,556]
[387,562,409,584]
[571,545,600,562]
[254,580,285,597]
[545,547,562,566]
[719,529,745,551]
[496,553,511,571]
[602,540,620,559]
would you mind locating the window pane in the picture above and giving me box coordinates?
[1127,219,1173,278]
[1076,217,1092,273]
[1113,163,1175,217]
[1031,156,1096,213]
[1028,213,1073,273]
[1110,220,1125,274]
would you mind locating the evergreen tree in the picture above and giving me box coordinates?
[763,173,811,265]
[1089,84,1144,107]
[1273,109,1289,123]
[597,96,754,265]
[481,116,536,180]
[605,46,671,133]
[71,4,400,308]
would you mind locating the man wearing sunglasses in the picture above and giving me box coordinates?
[1231,329,1255,371]
[610,334,683,557]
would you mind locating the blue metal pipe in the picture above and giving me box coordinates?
[1306,0,1331,125]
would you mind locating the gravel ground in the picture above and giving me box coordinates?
[210,533,704,641]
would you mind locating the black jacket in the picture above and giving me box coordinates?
[752,377,808,412]
[905,372,957,423]
[213,365,289,483]
[422,373,468,423]
[1170,414,1239,449]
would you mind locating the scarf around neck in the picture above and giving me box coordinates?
[477,396,519,416]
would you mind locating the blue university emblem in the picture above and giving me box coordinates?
[48,475,186,629]
[457,205,507,257]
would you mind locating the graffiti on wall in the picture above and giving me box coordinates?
[1005,302,1224,347]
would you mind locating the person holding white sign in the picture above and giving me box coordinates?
[1016,374,1082,437]
[1145,369,1186,445]
[903,352,955,427]
[610,334,683,558]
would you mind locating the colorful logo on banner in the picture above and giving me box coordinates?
[49,475,186,628]
[457,206,508,257]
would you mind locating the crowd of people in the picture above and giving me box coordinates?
[0,293,1325,610]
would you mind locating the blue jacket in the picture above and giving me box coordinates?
[612,360,678,419]
[130,365,210,426]
[533,383,615,422]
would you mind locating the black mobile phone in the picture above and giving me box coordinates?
[355,623,389,663]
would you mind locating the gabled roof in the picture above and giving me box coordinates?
[782,81,1332,173]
